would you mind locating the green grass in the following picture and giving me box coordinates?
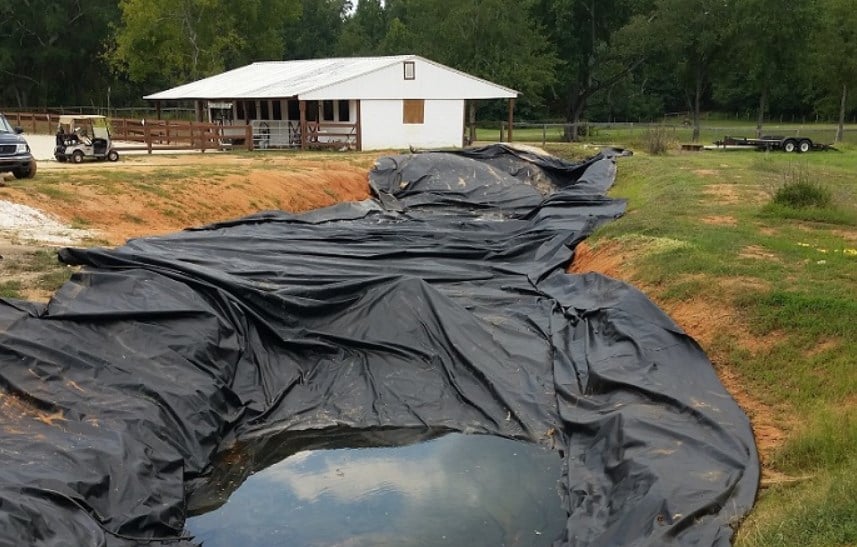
[543,141,857,546]
[479,120,857,146]
[0,280,23,299]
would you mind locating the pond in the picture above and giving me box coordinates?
[186,430,566,546]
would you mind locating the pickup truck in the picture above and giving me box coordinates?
[0,113,37,179]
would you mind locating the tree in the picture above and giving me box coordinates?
[335,0,388,55]
[621,0,734,141]
[110,0,299,89]
[0,0,119,107]
[811,0,857,142]
[536,0,649,140]
[282,0,352,59]
[723,0,815,137]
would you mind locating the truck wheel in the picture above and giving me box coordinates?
[798,140,812,153]
[107,150,119,162]
[12,161,37,179]
[72,150,84,163]
[783,139,797,153]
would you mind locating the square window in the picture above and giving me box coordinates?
[403,99,424,124]
[403,61,415,80]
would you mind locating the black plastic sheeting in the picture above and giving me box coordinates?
[0,145,759,546]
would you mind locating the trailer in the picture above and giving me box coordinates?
[712,135,835,152]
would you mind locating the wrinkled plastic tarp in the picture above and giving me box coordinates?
[0,145,759,546]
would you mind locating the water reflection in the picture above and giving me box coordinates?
[186,431,565,546]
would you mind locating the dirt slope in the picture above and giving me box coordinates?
[0,153,375,244]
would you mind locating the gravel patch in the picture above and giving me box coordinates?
[0,200,95,244]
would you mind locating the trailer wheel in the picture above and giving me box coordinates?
[798,139,812,153]
[783,139,797,153]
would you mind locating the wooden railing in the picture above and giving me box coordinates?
[3,111,361,152]
[2,111,254,152]
[303,121,358,150]
[110,119,254,152]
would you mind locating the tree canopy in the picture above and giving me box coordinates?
[1,0,855,140]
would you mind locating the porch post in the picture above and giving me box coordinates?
[299,100,307,151]
[194,100,203,123]
[355,100,362,152]
[507,98,515,142]
[469,101,476,145]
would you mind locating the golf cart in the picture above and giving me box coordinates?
[54,115,119,163]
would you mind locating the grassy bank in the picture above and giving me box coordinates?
[544,142,857,546]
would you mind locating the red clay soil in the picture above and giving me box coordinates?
[2,155,373,244]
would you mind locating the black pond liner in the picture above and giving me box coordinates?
[0,144,759,546]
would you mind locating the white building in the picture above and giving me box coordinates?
[144,55,518,151]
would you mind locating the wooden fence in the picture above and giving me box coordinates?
[110,119,254,153]
[3,112,254,152]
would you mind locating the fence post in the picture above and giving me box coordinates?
[201,125,207,153]
[145,124,152,154]
[246,125,254,151]
[500,122,504,142]
[542,124,547,146]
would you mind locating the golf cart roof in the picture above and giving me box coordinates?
[58,115,108,124]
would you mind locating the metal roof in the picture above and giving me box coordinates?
[144,55,518,101]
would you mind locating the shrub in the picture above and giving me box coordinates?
[642,126,673,155]
[772,165,832,208]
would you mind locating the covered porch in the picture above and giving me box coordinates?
[155,98,362,150]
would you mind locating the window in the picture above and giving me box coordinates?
[403,99,424,124]
[306,102,318,122]
[338,100,350,122]
[403,61,415,80]
[287,100,299,121]
[322,100,335,121]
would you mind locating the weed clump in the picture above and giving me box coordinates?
[773,181,832,208]
[642,126,673,155]
[771,165,832,208]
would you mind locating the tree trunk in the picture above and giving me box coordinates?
[836,83,847,143]
[756,86,768,139]
[563,93,587,142]
[692,69,703,143]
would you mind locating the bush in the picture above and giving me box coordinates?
[642,126,673,155]
[772,165,832,208]
[774,181,833,208]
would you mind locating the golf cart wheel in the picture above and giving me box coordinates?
[72,150,84,163]
[107,150,119,162]
[783,139,797,153]
[12,160,37,179]
[798,139,812,153]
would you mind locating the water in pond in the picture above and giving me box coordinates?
[186,431,566,547]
